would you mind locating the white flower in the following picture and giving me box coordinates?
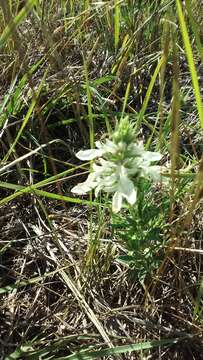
[71,118,163,213]
[72,161,138,213]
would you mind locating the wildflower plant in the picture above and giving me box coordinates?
[112,182,169,282]
[72,117,163,213]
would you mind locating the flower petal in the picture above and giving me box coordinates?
[112,191,123,213]
[102,139,117,153]
[71,182,92,195]
[118,171,137,205]
[143,165,162,182]
[95,139,118,154]
[131,142,145,156]
[71,173,97,195]
[103,183,118,193]
[95,184,103,197]
[76,148,103,160]
[95,140,102,149]
[142,151,162,162]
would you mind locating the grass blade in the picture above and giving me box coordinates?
[185,0,203,62]
[56,338,180,360]
[0,0,37,48]
[3,69,48,161]
[135,55,164,133]
[0,266,69,295]
[114,0,120,51]
[176,0,203,128]
[0,181,99,207]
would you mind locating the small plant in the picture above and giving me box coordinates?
[72,117,168,281]
[112,180,169,281]
[72,117,164,213]
[72,117,167,278]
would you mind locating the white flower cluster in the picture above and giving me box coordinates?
[71,118,162,213]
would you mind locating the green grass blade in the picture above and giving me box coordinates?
[0,180,98,207]
[56,338,179,360]
[121,80,131,117]
[114,0,120,51]
[83,59,94,148]
[185,0,203,63]
[4,345,33,360]
[0,77,18,121]
[0,57,44,131]
[176,0,203,128]
[135,55,164,133]
[32,188,99,207]
[0,0,37,48]
[0,267,69,295]
[3,69,48,161]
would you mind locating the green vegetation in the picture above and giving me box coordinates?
[0,0,203,358]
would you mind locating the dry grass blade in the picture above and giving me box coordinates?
[47,247,114,348]
[0,140,59,174]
